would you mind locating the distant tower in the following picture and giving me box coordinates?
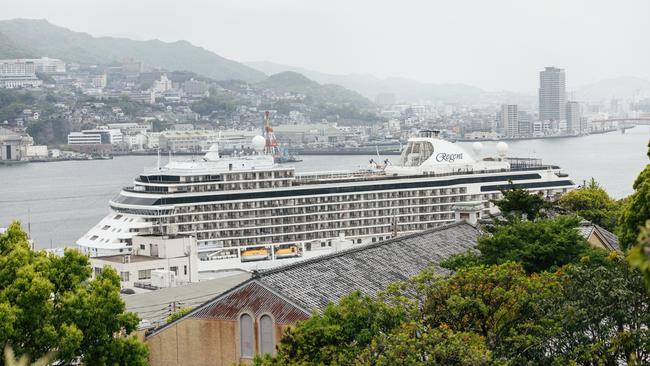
[500,104,518,137]
[262,111,279,156]
[566,101,581,134]
[539,67,566,122]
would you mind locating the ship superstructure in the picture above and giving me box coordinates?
[77,131,575,271]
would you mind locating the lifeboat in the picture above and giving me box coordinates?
[275,245,300,259]
[240,247,270,262]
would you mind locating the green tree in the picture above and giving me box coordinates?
[618,141,650,250]
[256,291,405,366]
[357,323,491,366]
[558,178,620,231]
[628,220,650,289]
[552,252,650,365]
[438,250,480,271]
[492,183,549,221]
[3,345,55,366]
[0,222,148,366]
[477,215,591,273]
[416,263,562,364]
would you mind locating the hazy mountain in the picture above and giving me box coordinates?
[0,19,267,82]
[246,60,485,103]
[574,76,650,101]
[256,71,373,107]
[0,32,35,58]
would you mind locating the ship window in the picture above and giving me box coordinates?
[102,225,110,230]
[259,315,275,355]
[114,215,123,220]
[240,314,254,358]
[89,235,98,241]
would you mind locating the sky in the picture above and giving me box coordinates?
[3,0,650,92]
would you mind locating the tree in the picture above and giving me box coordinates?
[0,222,148,366]
[618,141,650,250]
[3,345,55,366]
[476,215,592,273]
[357,323,491,366]
[558,178,620,231]
[552,252,650,365]
[256,291,405,366]
[628,220,650,289]
[492,182,549,221]
[416,263,562,364]
[438,250,480,271]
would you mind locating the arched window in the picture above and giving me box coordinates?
[240,313,254,358]
[259,314,275,355]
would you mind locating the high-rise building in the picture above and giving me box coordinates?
[539,67,566,121]
[517,111,532,137]
[566,101,581,133]
[500,104,518,137]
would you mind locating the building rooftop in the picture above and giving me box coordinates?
[125,272,251,326]
[95,254,162,264]
[255,221,479,311]
[150,221,481,336]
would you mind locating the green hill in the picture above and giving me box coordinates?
[0,19,266,82]
[0,31,35,58]
[257,71,374,108]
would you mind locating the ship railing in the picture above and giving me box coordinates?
[122,186,188,194]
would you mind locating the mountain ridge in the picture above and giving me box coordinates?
[0,18,267,83]
[246,60,485,103]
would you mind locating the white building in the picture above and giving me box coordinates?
[152,74,173,95]
[67,131,103,145]
[90,236,199,288]
[500,104,518,137]
[0,59,42,88]
[158,130,222,152]
[67,128,123,145]
[0,127,34,161]
[31,57,66,73]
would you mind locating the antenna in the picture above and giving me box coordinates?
[27,207,32,240]
[157,148,161,170]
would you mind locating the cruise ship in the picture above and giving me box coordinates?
[77,130,575,271]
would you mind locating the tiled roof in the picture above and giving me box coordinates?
[256,221,479,311]
[577,220,621,252]
[593,224,621,251]
[147,222,480,338]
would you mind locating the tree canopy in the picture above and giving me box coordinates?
[258,256,650,365]
[618,141,650,250]
[477,215,592,273]
[0,222,148,366]
[491,183,549,221]
[558,178,621,231]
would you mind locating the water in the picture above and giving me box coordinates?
[1,127,648,249]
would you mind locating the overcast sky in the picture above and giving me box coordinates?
[3,0,650,92]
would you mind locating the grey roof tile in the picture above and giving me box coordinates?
[257,222,479,311]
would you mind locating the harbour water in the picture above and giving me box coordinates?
[1,127,648,249]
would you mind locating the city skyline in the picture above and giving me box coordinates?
[2,0,650,92]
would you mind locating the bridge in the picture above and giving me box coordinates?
[590,117,650,132]
[591,117,650,124]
